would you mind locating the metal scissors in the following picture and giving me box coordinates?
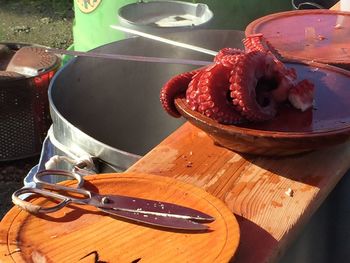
[12,170,215,231]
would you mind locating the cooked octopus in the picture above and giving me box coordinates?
[160,34,314,124]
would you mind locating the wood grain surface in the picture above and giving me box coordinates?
[0,173,240,263]
[127,122,350,263]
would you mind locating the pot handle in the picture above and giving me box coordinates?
[44,126,98,176]
[45,155,97,176]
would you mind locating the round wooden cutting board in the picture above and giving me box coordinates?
[0,173,240,263]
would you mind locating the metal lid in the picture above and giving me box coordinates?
[118,1,213,36]
[6,46,60,77]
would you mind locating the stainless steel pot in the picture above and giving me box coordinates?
[48,29,244,171]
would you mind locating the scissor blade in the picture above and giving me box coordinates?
[100,208,209,231]
[97,194,214,222]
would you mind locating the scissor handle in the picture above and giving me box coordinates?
[13,170,92,214]
[34,169,84,189]
[12,187,71,214]
[12,186,93,214]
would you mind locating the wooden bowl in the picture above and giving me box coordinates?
[245,10,350,69]
[174,61,350,156]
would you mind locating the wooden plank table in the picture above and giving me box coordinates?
[127,122,350,262]
[129,3,350,262]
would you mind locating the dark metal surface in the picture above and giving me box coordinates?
[101,208,209,231]
[96,194,214,222]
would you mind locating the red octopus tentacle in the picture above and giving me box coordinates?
[243,33,282,59]
[186,63,243,124]
[258,55,296,103]
[185,69,206,112]
[229,51,278,122]
[160,69,201,117]
[244,33,297,82]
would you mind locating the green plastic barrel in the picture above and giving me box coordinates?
[71,0,292,53]
[72,0,135,51]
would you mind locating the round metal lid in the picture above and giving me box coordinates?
[6,46,60,76]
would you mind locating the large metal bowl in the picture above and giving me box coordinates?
[48,30,245,171]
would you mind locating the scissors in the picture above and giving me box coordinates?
[12,170,215,231]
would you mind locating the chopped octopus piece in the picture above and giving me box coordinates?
[288,79,315,111]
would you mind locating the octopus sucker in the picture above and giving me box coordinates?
[214,48,245,64]
[159,34,315,125]
[186,68,208,112]
[187,62,243,124]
